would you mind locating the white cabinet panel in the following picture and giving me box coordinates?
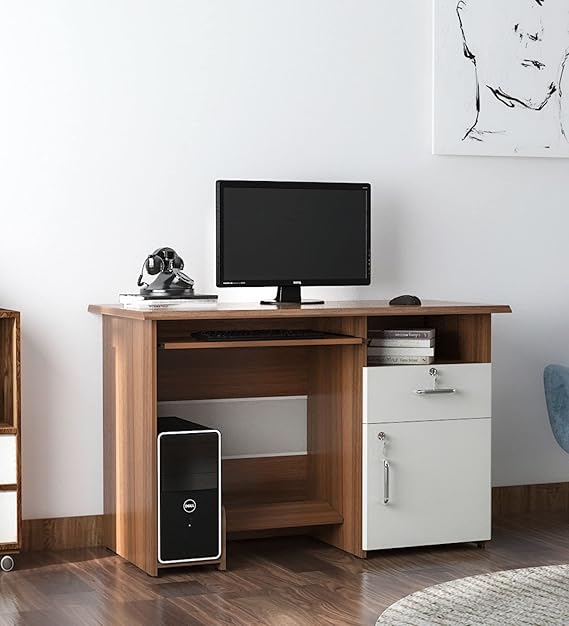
[363,363,491,423]
[0,435,17,485]
[0,491,17,545]
[363,418,491,551]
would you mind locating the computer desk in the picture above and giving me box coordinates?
[89,300,511,576]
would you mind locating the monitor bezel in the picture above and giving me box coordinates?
[216,180,371,288]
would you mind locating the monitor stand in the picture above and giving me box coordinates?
[260,286,324,306]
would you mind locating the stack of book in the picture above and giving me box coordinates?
[118,294,218,310]
[368,328,435,365]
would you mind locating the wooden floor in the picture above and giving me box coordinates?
[1,514,569,625]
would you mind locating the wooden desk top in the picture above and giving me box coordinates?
[88,300,512,321]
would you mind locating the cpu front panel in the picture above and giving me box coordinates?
[157,427,221,564]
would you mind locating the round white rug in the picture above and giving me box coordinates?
[376,564,569,626]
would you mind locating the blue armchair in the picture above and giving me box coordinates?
[544,365,569,454]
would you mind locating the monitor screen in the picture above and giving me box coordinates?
[216,181,371,287]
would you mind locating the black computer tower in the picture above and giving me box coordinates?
[157,417,221,564]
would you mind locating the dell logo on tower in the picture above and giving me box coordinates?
[183,499,197,514]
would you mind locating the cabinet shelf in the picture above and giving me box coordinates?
[160,336,363,350]
[226,499,343,533]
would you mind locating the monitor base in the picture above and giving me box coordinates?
[260,286,324,306]
[260,299,325,306]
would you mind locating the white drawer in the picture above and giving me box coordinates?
[363,363,491,423]
[0,491,17,545]
[0,435,17,485]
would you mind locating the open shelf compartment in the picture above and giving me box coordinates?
[220,454,342,534]
[156,315,365,545]
[157,318,363,351]
[0,312,19,432]
[366,313,491,367]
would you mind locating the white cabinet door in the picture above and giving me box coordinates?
[0,491,17,544]
[363,364,491,423]
[0,435,17,485]
[363,418,491,551]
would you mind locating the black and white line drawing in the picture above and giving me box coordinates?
[434,0,569,157]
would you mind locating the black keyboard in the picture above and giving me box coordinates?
[191,329,331,342]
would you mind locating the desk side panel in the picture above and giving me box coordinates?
[307,317,367,557]
[103,316,157,576]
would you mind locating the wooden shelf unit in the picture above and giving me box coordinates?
[0,309,21,566]
[90,300,510,576]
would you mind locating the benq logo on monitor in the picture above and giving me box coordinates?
[183,499,197,514]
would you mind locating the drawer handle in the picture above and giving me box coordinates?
[416,367,456,395]
[383,459,390,505]
[414,388,457,395]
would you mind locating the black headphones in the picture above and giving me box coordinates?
[144,247,184,276]
[137,247,192,288]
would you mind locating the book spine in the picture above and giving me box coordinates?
[372,329,435,339]
[368,355,435,365]
[368,346,435,357]
[368,338,435,348]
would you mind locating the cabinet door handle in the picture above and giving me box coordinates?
[414,388,456,395]
[383,459,390,505]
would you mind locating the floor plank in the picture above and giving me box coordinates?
[1,514,568,625]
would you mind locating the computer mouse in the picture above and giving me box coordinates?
[389,294,422,306]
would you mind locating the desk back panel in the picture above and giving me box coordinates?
[222,455,308,506]
[158,347,309,401]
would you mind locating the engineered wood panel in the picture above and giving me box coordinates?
[223,455,308,505]
[307,317,367,558]
[225,500,343,533]
[89,301,512,321]
[160,337,362,350]
[158,347,308,401]
[102,316,157,576]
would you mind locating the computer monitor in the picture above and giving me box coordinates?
[216,180,371,305]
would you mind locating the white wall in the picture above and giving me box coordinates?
[158,398,308,459]
[1,0,568,519]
